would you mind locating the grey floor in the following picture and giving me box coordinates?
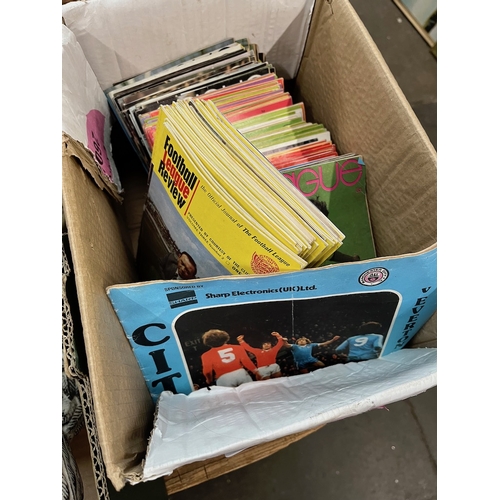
[72,1,437,498]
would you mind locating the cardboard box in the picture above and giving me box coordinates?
[62,0,437,496]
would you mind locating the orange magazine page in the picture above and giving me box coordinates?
[268,142,339,169]
[224,94,294,122]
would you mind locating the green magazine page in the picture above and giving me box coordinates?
[281,155,376,264]
[242,116,305,141]
[251,123,327,150]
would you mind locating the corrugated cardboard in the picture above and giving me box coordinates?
[298,0,437,258]
[296,0,437,347]
[62,0,437,496]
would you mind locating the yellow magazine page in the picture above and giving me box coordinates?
[204,101,345,266]
[207,80,285,109]
[194,100,344,264]
[178,100,323,260]
[173,99,318,255]
[153,106,309,274]
[199,99,346,244]
[197,73,280,102]
[151,106,308,275]
[167,101,306,256]
[172,102,309,256]
[193,99,332,264]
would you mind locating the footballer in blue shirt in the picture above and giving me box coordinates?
[334,321,385,362]
[281,334,340,374]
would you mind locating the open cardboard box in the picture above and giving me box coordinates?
[62,0,437,496]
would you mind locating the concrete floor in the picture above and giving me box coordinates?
[71,1,437,498]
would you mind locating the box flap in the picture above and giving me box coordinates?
[163,426,322,494]
[296,0,437,258]
[62,134,123,203]
[62,23,122,200]
[62,153,153,490]
[62,0,315,89]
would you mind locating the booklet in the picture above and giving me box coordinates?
[107,246,437,402]
[280,155,377,263]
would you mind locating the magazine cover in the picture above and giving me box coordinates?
[281,156,377,263]
[107,246,437,402]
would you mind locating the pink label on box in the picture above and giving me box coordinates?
[86,109,112,179]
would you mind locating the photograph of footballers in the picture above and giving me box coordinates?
[172,291,400,390]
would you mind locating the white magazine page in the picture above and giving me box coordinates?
[142,348,437,481]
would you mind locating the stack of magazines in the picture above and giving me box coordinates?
[142,72,346,170]
[140,98,345,279]
[105,39,379,279]
[105,38,346,173]
[105,38,273,171]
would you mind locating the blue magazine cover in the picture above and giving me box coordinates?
[107,246,436,402]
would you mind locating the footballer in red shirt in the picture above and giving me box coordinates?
[237,331,284,379]
[201,329,260,387]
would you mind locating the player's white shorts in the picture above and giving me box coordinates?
[256,363,281,378]
[216,368,253,387]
